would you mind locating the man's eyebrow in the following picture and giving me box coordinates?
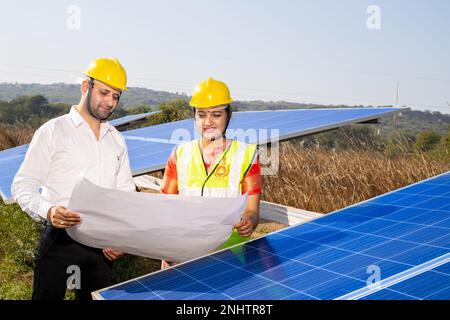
[100,87,120,96]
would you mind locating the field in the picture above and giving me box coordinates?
[0,125,449,299]
[262,140,449,213]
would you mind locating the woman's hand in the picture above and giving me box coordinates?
[234,215,258,237]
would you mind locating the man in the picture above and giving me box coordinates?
[12,57,136,300]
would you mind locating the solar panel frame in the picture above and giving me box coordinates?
[93,170,450,300]
[108,111,160,127]
[228,108,398,145]
[361,262,450,300]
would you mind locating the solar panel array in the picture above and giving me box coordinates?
[94,171,450,300]
[124,108,400,174]
[0,108,399,203]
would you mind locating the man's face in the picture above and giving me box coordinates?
[195,105,228,141]
[85,80,121,120]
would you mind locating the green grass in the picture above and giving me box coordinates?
[112,256,161,284]
[0,199,161,299]
[0,201,38,299]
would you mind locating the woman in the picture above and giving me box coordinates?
[160,77,262,269]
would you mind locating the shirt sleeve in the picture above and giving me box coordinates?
[161,150,179,194]
[11,125,54,222]
[115,142,136,192]
[242,158,262,196]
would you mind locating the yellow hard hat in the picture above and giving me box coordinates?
[189,77,233,108]
[84,57,127,91]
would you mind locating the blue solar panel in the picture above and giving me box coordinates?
[361,263,450,300]
[124,108,400,174]
[93,171,450,300]
[0,145,29,203]
[0,108,400,202]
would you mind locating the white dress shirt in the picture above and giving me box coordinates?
[12,106,136,222]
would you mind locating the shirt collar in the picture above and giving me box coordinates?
[69,106,114,133]
[69,106,85,128]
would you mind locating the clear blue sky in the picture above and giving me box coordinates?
[1,0,449,113]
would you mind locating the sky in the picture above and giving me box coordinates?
[0,0,449,114]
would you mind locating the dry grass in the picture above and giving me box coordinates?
[262,140,450,214]
[0,124,34,151]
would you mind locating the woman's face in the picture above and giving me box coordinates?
[195,105,229,141]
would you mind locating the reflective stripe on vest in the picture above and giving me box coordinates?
[176,139,257,197]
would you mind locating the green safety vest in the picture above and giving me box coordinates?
[176,139,257,248]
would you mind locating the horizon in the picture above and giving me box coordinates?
[0,81,448,115]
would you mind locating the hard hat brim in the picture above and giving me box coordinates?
[83,74,127,92]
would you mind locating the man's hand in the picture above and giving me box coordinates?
[234,215,258,237]
[47,206,82,229]
[103,248,124,261]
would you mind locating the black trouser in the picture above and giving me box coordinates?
[32,223,113,300]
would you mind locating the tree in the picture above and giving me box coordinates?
[127,105,154,115]
[159,99,191,123]
[24,95,48,116]
[415,129,441,151]
[108,105,127,120]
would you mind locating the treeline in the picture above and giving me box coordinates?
[0,95,70,128]
[1,94,449,163]
[2,83,449,134]
[0,95,161,129]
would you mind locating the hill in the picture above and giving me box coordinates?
[0,82,449,137]
[0,83,188,109]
